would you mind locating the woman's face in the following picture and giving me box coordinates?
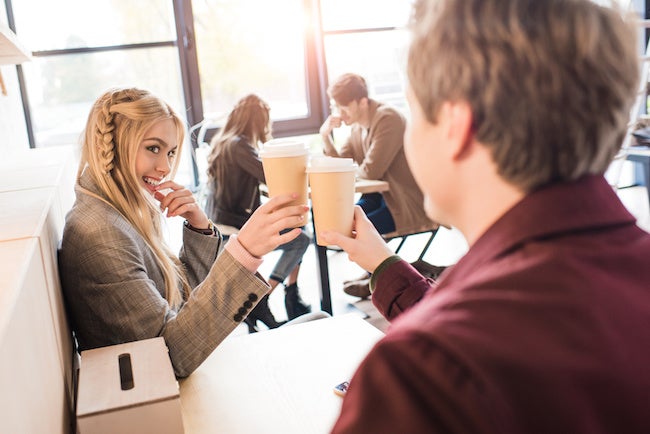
[135,118,178,195]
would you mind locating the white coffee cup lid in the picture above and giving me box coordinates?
[259,139,309,158]
[307,156,358,173]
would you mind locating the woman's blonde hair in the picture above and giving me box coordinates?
[206,94,271,186]
[78,87,189,308]
[408,0,639,191]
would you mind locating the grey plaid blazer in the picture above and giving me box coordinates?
[59,173,269,377]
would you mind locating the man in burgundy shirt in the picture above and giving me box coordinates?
[320,0,650,432]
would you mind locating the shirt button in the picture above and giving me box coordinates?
[234,314,242,322]
[238,307,247,316]
[248,293,258,302]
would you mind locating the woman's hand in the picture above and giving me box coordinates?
[237,194,309,258]
[319,206,393,273]
[154,180,211,229]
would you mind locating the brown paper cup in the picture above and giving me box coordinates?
[260,140,309,228]
[307,157,358,246]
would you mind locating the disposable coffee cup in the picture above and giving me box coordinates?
[259,139,310,228]
[307,157,358,246]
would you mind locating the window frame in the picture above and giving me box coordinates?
[5,0,402,151]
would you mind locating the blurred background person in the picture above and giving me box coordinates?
[205,94,312,332]
[319,73,437,298]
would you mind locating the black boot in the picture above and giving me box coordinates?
[243,294,284,333]
[284,283,312,320]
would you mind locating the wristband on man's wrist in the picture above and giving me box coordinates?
[369,255,402,293]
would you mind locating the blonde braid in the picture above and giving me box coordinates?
[97,92,117,174]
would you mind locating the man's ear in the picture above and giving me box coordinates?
[359,97,369,109]
[444,101,474,160]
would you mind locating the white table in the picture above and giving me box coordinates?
[179,314,384,434]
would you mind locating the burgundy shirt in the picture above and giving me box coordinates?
[332,175,650,433]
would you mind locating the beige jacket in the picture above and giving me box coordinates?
[324,99,436,234]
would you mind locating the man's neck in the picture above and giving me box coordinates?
[358,98,372,129]
[444,144,526,247]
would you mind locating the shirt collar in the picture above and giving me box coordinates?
[444,175,637,280]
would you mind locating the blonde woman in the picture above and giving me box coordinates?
[59,87,308,377]
[205,94,312,332]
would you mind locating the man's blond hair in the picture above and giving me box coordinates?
[408,0,639,191]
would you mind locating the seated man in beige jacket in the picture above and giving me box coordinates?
[319,73,439,298]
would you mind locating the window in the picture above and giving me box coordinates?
[12,0,184,147]
[318,0,412,145]
[320,0,412,114]
[7,0,412,186]
[10,0,195,184]
[190,0,325,140]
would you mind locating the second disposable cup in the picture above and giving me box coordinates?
[307,157,358,246]
[259,139,309,228]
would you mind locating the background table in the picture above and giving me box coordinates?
[179,314,384,434]
[626,147,650,206]
[314,179,389,314]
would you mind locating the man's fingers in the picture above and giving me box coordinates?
[353,205,371,228]
[320,230,353,250]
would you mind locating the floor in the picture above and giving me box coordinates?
[165,184,650,337]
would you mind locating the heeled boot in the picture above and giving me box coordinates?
[243,294,284,333]
[284,283,312,320]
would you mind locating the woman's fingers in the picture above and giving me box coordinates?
[153,181,209,226]
[258,193,303,213]
[238,194,309,257]
[157,190,195,216]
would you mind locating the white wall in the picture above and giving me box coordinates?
[0,3,29,153]
[0,64,29,153]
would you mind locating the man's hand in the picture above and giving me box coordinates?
[319,115,343,142]
[319,206,393,273]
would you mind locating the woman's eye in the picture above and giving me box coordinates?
[168,149,177,159]
[147,145,160,154]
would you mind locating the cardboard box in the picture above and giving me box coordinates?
[76,337,184,434]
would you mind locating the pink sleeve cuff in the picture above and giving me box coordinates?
[224,235,263,274]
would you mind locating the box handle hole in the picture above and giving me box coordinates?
[118,353,134,390]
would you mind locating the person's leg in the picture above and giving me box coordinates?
[358,193,396,235]
[268,228,310,287]
[268,229,312,320]
[356,193,383,216]
[240,230,309,333]
[243,294,284,333]
[286,264,300,286]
